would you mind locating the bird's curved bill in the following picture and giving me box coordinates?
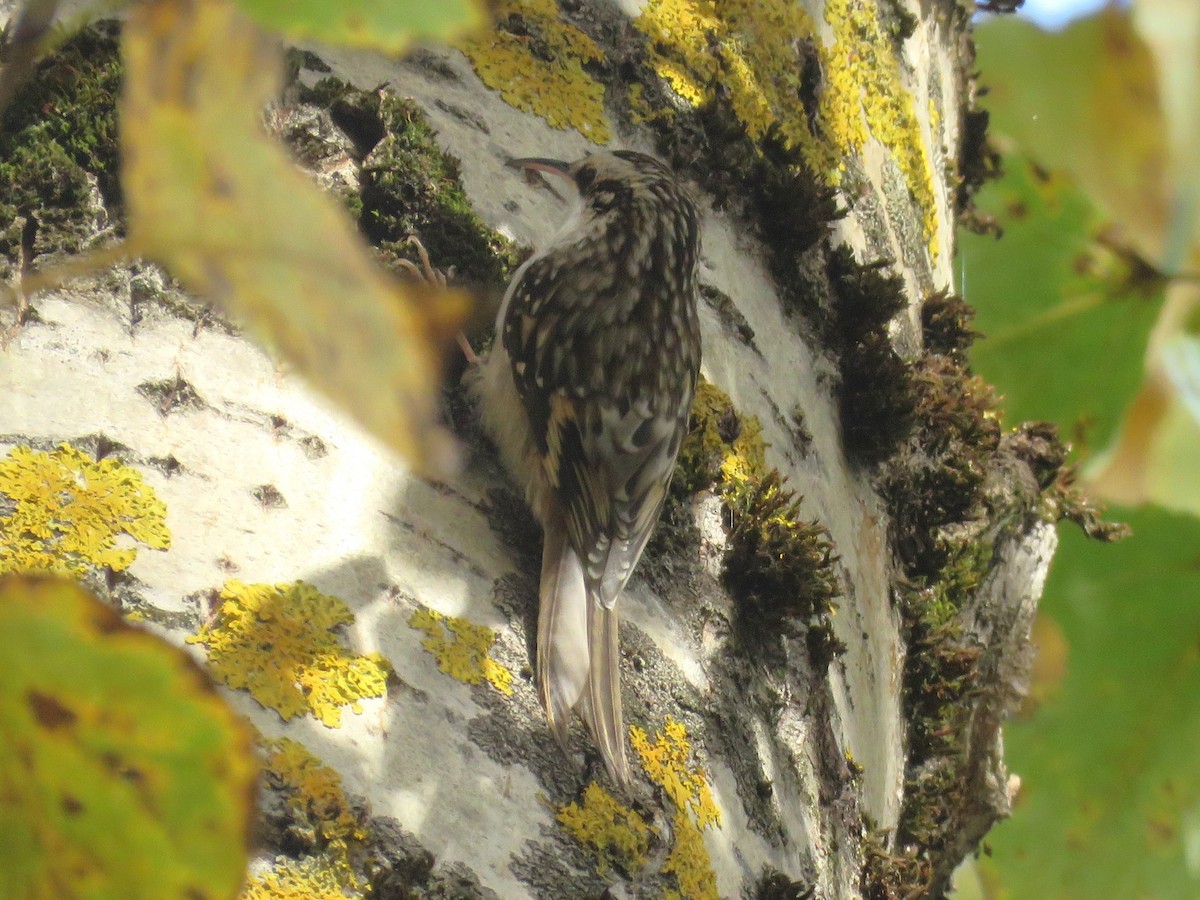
[506,157,572,181]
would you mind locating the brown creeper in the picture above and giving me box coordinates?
[471,150,701,785]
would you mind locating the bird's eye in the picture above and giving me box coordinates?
[574,165,596,192]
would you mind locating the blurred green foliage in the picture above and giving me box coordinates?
[964,4,1200,896]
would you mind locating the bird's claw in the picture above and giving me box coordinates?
[397,235,451,289]
[397,235,477,365]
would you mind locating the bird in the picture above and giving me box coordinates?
[469,150,702,786]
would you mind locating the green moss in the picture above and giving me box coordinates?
[921,289,977,358]
[885,354,1001,576]
[827,246,916,467]
[0,443,170,578]
[360,94,521,287]
[0,22,123,274]
[884,355,1002,800]
[640,378,762,591]
[288,77,520,291]
[753,868,815,899]
[643,379,841,664]
[899,557,988,765]
[675,379,765,495]
[957,106,1003,234]
[188,580,392,728]
[1030,433,1130,542]
[722,469,840,648]
[633,14,840,321]
[859,820,932,900]
[874,296,1111,887]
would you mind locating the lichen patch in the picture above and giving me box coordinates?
[408,606,514,696]
[188,580,391,727]
[459,0,610,142]
[555,782,653,876]
[634,0,939,256]
[0,443,170,577]
[632,718,722,900]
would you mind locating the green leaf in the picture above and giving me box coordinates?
[231,0,483,51]
[0,574,256,900]
[119,0,467,479]
[959,158,1164,455]
[982,507,1200,898]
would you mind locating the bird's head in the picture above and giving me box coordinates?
[507,150,676,211]
[506,150,699,269]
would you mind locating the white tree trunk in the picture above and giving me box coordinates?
[1,2,1058,897]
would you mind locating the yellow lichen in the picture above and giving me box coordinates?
[0,444,170,577]
[634,0,940,257]
[823,0,938,256]
[241,856,348,900]
[459,0,610,142]
[663,811,719,900]
[675,377,767,495]
[188,580,391,727]
[631,719,721,900]
[255,736,365,895]
[635,1,826,165]
[628,83,672,126]
[408,606,513,695]
[555,781,653,875]
[632,718,722,832]
[263,736,365,846]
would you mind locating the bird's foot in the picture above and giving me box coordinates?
[396,236,477,365]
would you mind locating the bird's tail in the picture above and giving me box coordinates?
[538,526,590,745]
[579,598,629,786]
[538,526,629,786]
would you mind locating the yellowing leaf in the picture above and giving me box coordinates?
[977,11,1170,266]
[232,0,483,52]
[960,157,1165,455]
[0,574,256,900]
[120,0,467,478]
[1133,0,1200,271]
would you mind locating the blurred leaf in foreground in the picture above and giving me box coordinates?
[0,574,255,900]
[976,9,1170,266]
[232,0,483,52]
[982,507,1200,898]
[1089,325,1200,516]
[120,0,467,478]
[1133,0,1200,272]
[960,157,1164,455]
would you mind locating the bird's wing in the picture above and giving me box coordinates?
[503,253,691,607]
[546,395,684,607]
